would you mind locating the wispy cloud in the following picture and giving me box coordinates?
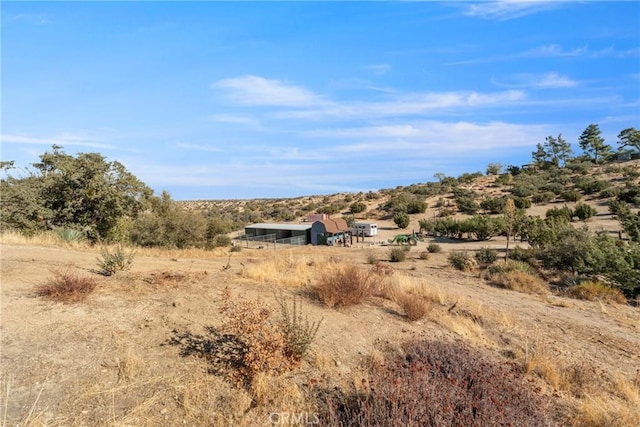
[212,75,326,107]
[306,120,549,153]
[0,133,114,149]
[462,1,564,20]
[209,114,261,127]
[363,64,391,75]
[492,72,579,89]
[11,13,50,25]
[449,43,638,66]
[272,90,526,121]
[175,143,221,152]
[523,43,588,58]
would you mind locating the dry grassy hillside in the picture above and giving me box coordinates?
[2,160,640,426]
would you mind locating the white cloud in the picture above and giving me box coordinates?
[363,64,391,75]
[493,72,578,89]
[307,121,549,153]
[463,1,563,20]
[0,133,114,149]
[272,90,526,120]
[212,75,325,107]
[523,43,588,57]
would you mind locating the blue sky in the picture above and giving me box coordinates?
[2,1,639,200]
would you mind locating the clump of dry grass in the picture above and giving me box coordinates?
[312,264,376,308]
[489,271,548,295]
[565,281,627,304]
[34,269,98,303]
[394,291,432,321]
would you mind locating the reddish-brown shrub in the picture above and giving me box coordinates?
[312,264,375,307]
[35,270,98,303]
[318,340,554,426]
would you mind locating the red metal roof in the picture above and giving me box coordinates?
[316,218,349,234]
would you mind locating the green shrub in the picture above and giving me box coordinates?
[487,259,537,277]
[96,245,135,276]
[575,178,610,195]
[546,206,573,222]
[389,247,407,262]
[561,190,582,202]
[448,251,474,271]
[573,203,597,221]
[597,187,620,199]
[513,196,532,209]
[486,163,503,175]
[532,191,556,204]
[393,211,410,229]
[56,226,86,243]
[480,196,506,214]
[275,293,323,361]
[475,247,498,265]
[213,234,232,247]
[618,188,640,205]
[350,201,367,214]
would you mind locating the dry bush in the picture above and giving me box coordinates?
[218,288,291,386]
[573,374,640,427]
[394,291,432,321]
[447,250,476,271]
[565,281,627,304]
[490,271,548,295]
[318,340,552,426]
[370,261,394,277]
[312,264,376,308]
[34,269,98,303]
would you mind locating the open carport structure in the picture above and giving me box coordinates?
[243,223,312,246]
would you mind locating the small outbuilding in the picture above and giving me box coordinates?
[311,218,350,245]
[244,223,312,245]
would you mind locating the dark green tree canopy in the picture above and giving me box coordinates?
[578,124,612,163]
[617,127,640,151]
[1,146,153,241]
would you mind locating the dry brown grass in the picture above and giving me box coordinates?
[565,281,627,304]
[34,269,98,303]
[240,251,334,288]
[490,271,548,295]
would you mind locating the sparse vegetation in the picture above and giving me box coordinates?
[319,340,553,426]
[427,243,442,253]
[275,293,323,361]
[35,269,98,303]
[448,250,475,271]
[389,247,407,262]
[96,245,135,276]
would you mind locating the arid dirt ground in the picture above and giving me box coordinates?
[1,230,639,425]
